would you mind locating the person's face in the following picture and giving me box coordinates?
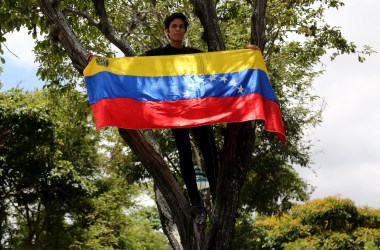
[165,18,186,43]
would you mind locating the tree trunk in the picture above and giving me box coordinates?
[207,122,256,249]
[251,0,268,51]
[190,0,260,249]
[117,129,199,249]
[190,0,225,51]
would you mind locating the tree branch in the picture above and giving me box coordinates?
[206,2,268,248]
[118,129,198,248]
[92,0,135,56]
[63,7,101,28]
[155,185,182,250]
[190,0,225,51]
[37,0,88,74]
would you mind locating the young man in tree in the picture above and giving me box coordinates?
[144,13,259,214]
[144,13,219,214]
[86,12,259,215]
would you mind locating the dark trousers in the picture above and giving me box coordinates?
[172,125,218,206]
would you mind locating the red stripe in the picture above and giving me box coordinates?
[91,94,286,143]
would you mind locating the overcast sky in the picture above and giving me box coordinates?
[296,0,380,208]
[1,0,379,208]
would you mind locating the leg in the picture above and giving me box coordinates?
[171,128,202,206]
[191,125,219,201]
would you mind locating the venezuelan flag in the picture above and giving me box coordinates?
[84,49,286,143]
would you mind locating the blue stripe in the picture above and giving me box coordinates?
[84,69,277,104]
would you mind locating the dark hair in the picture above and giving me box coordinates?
[164,13,189,31]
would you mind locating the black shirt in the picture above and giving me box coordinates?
[144,44,201,56]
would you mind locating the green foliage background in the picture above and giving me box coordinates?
[0,89,169,249]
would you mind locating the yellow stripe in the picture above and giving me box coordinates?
[83,49,268,77]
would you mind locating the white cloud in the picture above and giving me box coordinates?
[1,28,44,89]
[299,163,380,208]
[3,28,39,69]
